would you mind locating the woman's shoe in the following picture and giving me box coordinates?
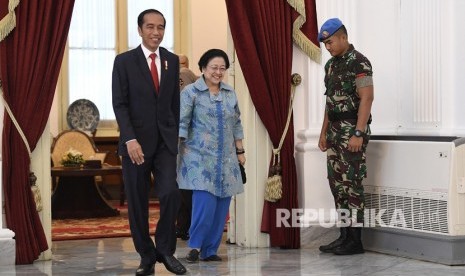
[186,249,199,263]
[201,255,222,261]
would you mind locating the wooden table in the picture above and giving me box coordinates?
[93,136,125,205]
[51,165,122,219]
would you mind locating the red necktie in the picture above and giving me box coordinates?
[149,53,160,93]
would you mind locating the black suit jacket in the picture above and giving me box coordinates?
[112,46,180,156]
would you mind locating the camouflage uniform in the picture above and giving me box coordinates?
[324,44,373,223]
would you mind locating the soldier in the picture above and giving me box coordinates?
[317,18,374,255]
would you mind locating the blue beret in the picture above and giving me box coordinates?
[318,18,344,42]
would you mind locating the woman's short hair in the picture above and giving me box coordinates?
[198,49,230,71]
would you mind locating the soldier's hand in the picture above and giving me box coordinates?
[348,136,363,152]
[318,135,327,152]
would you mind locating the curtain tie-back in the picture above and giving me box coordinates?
[0,80,42,211]
[0,80,32,156]
[265,73,302,202]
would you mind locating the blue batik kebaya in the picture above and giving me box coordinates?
[177,76,244,198]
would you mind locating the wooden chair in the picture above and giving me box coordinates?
[50,130,124,203]
[51,129,107,167]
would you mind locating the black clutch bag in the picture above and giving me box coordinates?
[239,163,246,184]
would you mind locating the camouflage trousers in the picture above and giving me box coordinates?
[326,121,370,224]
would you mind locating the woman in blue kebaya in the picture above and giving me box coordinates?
[177,49,245,262]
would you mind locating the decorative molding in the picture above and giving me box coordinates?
[0,0,20,42]
[0,229,14,239]
[412,0,442,125]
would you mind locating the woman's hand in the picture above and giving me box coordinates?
[237,153,246,165]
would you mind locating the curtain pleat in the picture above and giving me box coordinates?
[225,0,300,248]
[0,0,75,264]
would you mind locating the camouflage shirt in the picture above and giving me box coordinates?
[324,44,373,114]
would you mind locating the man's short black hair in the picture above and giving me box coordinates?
[137,9,166,28]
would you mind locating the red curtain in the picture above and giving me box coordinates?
[0,0,75,264]
[225,0,301,248]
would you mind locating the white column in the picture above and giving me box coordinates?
[229,51,272,248]
[293,42,334,224]
[0,154,16,266]
[293,0,356,238]
[31,124,53,260]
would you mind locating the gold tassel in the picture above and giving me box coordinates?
[29,172,42,212]
[264,151,283,202]
[264,74,301,203]
[31,185,43,212]
[265,174,283,202]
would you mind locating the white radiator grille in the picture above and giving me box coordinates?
[364,185,449,234]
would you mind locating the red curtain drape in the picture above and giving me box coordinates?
[225,0,302,248]
[0,0,75,264]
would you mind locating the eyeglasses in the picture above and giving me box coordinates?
[207,65,227,73]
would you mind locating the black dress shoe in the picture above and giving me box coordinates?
[135,263,155,276]
[186,249,199,263]
[157,255,186,275]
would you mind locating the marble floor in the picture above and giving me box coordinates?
[2,235,465,276]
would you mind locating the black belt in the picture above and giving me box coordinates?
[328,111,372,124]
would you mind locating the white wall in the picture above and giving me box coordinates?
[188,0,228,76]
[295,0,465,228]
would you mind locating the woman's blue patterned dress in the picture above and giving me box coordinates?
[177,77,244,198]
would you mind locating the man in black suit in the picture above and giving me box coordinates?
[112,9,186,276]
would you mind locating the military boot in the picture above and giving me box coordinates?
[333,227,364,255]
[319,227,347,253]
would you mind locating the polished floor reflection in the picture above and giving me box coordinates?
[3,236,465,275]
